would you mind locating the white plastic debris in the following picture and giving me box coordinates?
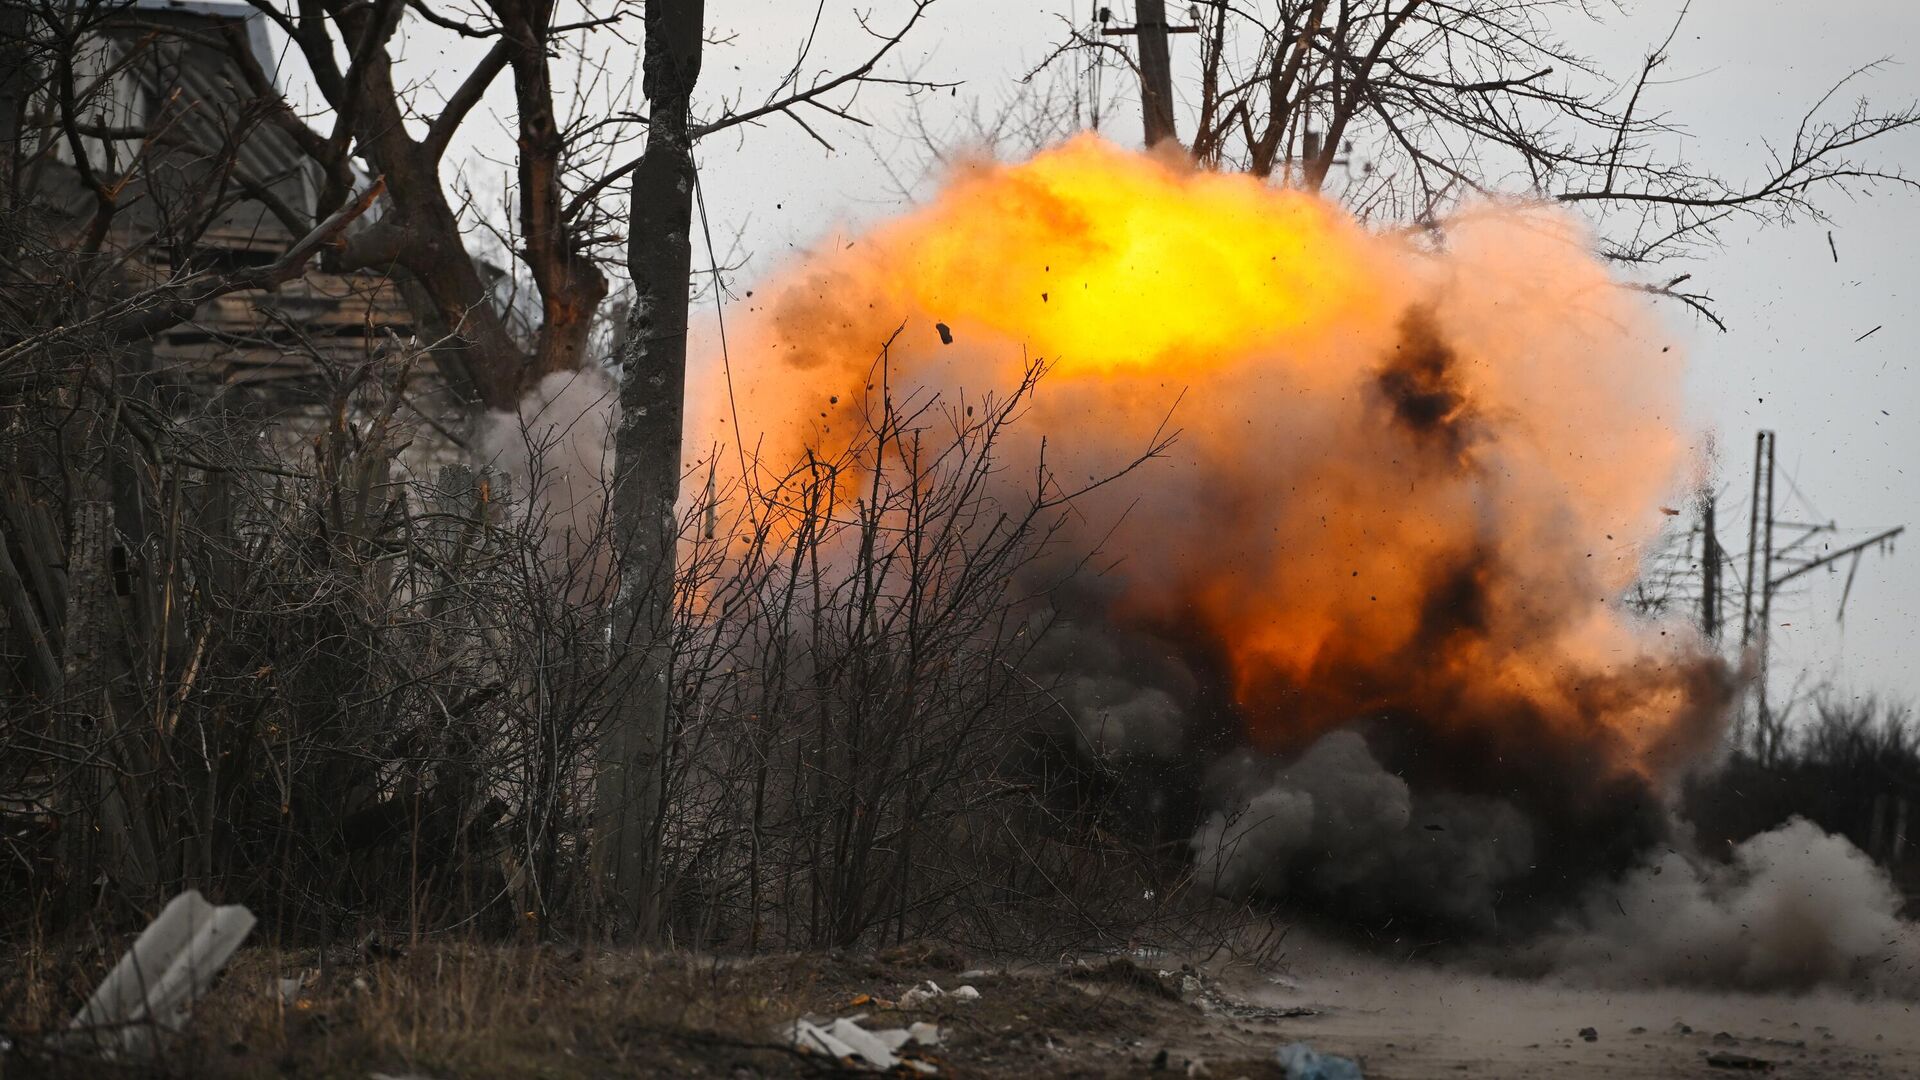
[821,1018,898,1068]
[899,980,944,1007]
[70,890,257,1059]
[793,1018,863,1061]
[790,1015,942,1072]
[899,980,980,1007]
[879,1021,943,1050]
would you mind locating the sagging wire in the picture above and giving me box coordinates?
[690,154,756,536]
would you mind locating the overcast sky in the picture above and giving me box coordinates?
[377,1,1920,711]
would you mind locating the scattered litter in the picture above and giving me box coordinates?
[1215,1002,1318,1022]
[935,322,954,345]
[1276,1041,1363,1080]
[274,973,311,1006]
[900,980,943,1006]
[899,980,978,1007]
[1706,1051,1775,1071]
[68,890,256,1060]
[1064,956,1181,1001]
[1140,964,1312,1021]
[900,1021,943,1048]
[1578,1026,1598,1042]
[790,1015,941,1073]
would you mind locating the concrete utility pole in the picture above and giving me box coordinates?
[1699,494,1722,641]
[1730,428,1904,756]
[1741,430,1767,649]
[1757,429,1776,733]
[1103,1,1196,147]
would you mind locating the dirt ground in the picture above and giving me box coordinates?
[1180,931,1920,1079]
[3,929,1915,1078]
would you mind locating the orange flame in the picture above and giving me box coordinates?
[696,135,1729,782]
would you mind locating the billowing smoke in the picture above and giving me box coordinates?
[1522,817,1920,994]
[1022,609,1201,762]
[688,135,1909,992]
[474,366,617,589]
[1193,731,1535,930]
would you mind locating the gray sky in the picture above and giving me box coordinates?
[365,1,1920,710]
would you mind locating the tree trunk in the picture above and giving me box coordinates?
[599,0,703,938]
[0,2,30,230]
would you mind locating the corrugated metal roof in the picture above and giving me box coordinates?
[129,0,279,83]
[96,2,318,224]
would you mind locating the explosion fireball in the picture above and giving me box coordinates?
[695,135,1741,927]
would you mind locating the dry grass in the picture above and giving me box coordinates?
[0,940,1284,1079]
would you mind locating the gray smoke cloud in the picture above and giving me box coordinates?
[1194,733,1920,996]
[1525,816,1920,994]
[473,367,618,593]
[1025,617,1198,761]
[1192,730,1536,930]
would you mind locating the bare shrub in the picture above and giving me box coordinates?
[0,326,619,937]
[2,313,1220,951]
[649,346,1192,951]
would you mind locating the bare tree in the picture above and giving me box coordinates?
[1,0,946,933]
[1028,1,1919,319]
[600,0,944,940]
[598,0,703,940]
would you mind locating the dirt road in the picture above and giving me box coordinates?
[1193,958,1920,1079]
